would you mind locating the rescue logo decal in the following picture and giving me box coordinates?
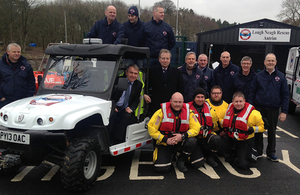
[204,75,208,80]
[196,74,200,79]
[163,31,167,36]
[129,9,135,14]
[227,111,231,115]
[30,95,72,106]
[168,113,172,117]
[112,32,116,37]
[230,71,235,75]
[239,29,251,40]
[275,76,280,81]
[20,66,25,70]
[290,53,294,69]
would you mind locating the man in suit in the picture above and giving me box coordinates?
[109,64,142,144]
[144,49,184,115]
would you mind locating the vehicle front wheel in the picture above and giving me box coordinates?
[61,138,101,191]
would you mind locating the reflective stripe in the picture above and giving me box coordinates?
[154,163,172,167]
[191,157,204,164]
[255,126,259,133]
[181,103,190,124]
[161,103,174,123]
[236,104,253,124]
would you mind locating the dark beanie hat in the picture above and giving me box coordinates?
[193,87,206,99]
[128,6,139,16]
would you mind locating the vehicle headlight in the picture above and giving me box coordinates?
[37,118,43,125]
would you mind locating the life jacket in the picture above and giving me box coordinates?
[159,102,190,136]
[189,101,213,137]
[222,102,254,140]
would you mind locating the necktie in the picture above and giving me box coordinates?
[123,82,131,109]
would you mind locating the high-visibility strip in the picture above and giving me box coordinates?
[110,139,152,156]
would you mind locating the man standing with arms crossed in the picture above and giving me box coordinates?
[142,6,175,67]
[248,53,289,161]
[86,5,124,44]
[213,51,240,103]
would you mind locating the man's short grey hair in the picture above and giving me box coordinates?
[185,52,196,59]
[159,49,171,58]
[7,43,21,51]
[240,56,252,64]
[126,64,140,72]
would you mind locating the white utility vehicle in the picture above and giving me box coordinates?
[286,46,300,114]
[0,40,152,191]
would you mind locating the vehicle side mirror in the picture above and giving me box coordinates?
[116,78,128,91]
[37,75,43,87]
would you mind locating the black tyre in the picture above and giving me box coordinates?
[288,100,297,114]
[61,138,101,191]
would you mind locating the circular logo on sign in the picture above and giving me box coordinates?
[240,29,251,40]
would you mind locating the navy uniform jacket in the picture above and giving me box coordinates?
[86,17,124,44]
[213,62,240,103]
[201,66,214,94]
[123,18,144,47]
[179,64,208,102]
[248,67,289,113]
[232,68,256,101]
[0,53,35,101]
[141,18,175,58]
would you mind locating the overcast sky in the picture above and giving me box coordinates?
[120,0,284,24]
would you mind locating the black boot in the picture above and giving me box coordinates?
[206,153,218,168]
[177,153,188,173]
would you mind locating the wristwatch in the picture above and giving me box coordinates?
[181,134,186,140]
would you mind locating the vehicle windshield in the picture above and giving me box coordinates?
[42,56,116,92]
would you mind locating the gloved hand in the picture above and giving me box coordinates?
[247,127,254,134]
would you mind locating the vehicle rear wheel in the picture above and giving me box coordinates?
[61,137,101,191]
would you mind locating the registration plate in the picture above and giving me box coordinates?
[0,130,30,145]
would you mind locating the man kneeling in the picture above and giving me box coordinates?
[148,92,200,173]
[220,92,266,169]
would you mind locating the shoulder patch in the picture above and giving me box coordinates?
[155,116,161,126]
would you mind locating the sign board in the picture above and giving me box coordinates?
[238,28,291,42]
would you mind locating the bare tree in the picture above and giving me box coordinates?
[278,0,300,26]
[16,0,41,51]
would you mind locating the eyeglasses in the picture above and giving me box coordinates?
[241,62,251,66]
[211,92,222,95]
